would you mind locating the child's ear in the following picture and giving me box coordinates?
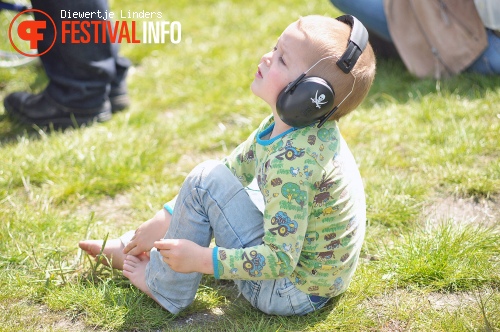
[276,76,335,128]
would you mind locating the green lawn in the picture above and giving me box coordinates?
[1,0,499,331]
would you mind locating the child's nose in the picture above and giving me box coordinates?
[261,52,272,66]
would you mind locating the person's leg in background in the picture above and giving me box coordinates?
[468,29,500,75]
[3,0,130,128]
[330,0,390,40]
[331,0,500,75]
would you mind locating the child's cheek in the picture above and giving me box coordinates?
[268,70,290,99]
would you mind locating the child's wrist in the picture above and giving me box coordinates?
[198,247,214,275]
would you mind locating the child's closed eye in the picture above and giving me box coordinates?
[279,56,286,65]
[272,46,286,65]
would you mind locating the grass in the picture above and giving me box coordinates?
[379,222,500,291]
[1,0,500,331]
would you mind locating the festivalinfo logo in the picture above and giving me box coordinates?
[9,8,181,57]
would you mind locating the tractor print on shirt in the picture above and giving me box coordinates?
[276,140,305,161]
[242,250,266,277]
[269,211,298,237]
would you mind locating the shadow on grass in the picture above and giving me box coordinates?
[0,62,54,144]
[162,274,347,332]
[74,263,346,332]
[0,113,109,146]
[209,294,345,332]
[0,114,47,144]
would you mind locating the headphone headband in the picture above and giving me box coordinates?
[335,15,369,73]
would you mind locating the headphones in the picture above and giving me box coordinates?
[276,15,369,128]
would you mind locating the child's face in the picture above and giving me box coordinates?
[251,22,309,109]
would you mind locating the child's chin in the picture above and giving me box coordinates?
[249,84,261,99]
[250,81,258,93]
[250,85,272,105]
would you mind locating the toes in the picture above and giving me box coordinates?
[137,252,151,262]
[125,254,141,264]
[123,268,132,278]
[123,259,136,273]
[79,240,100,256]
[78,240,92,251]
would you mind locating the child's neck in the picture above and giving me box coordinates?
[270,118,292,139]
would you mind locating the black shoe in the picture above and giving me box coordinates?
[109,92,130,112]
[3,91,112,128]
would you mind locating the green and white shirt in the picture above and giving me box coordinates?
[212,115,366,298]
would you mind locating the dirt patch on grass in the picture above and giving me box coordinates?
[1,301,88,332]
[74,194,135,227]
[427,292,477,311]
[364,288,489,331]
[378,319,409,332]
[423,195,499,227]
[170,307,226,330]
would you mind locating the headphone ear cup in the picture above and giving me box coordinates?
[276,77,335,127]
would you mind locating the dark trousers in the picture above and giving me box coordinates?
[31,0,130,109]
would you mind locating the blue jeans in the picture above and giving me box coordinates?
[330,0,500,75]
[330,0,391,41]
[144,160,330,315]
[31,0,130,109]
[468,29,500,75]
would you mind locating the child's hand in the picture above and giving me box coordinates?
[123,209,171,256]
[154,239,214,275]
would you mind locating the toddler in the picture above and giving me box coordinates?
[80,14,376,316]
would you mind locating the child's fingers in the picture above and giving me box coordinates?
[126,246,142,256]
[153,240,170,250]
[154,239,178,250]
[122,241,135,254]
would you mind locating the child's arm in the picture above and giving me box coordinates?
[123,208,171,256]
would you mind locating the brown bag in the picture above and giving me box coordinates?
[384,0,488,79]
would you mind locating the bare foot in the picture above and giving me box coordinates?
[79,238,126,270]
[123,254,155,299]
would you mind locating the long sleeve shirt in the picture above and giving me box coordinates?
[211,116,366,297]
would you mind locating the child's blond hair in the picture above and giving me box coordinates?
[296,15,376,120]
